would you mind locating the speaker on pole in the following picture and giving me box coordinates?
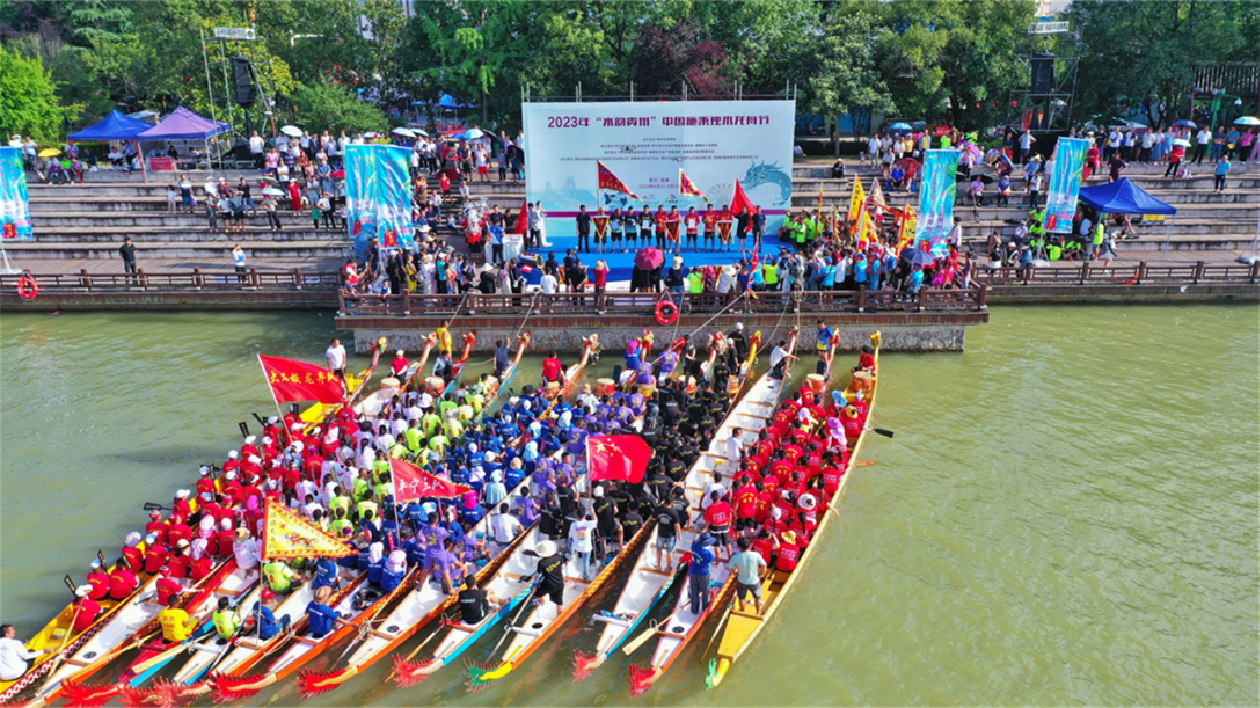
[1030,51,1055,97]
[230,56,257,107]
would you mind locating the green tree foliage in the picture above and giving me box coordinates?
[0,45,80,141]
[811,8,894,149]
[1070,0,1260,128]
[287,80,385,135]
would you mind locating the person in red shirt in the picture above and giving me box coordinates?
[144,536,169,574]
[71,586,103,633]
[391,349,410,378]
[241,435,260,461]
[221,450,240,478]
[781,471,806,499]
[841,405,865,442]
[155,566,183,606]
[167,540,192,579]
[121,532,145,575]
[703,491,733,562]
[769,455,793,484]
[196,466,216,499]
[167,516,193,548]
[771,409,794,438]
[188,542,214,581]
[215,517,236,558]
[107,558,140,600]
[541,351,564,384]
[87,561,111,601]
[751,529,775,566]
[753,482,774,525]
[172,490,192,520]
[761,473,780,501]
[774,530,801,573]
[219,471,243,507]
[733,477,758,536]
[701,204,718,252]
[145,510,169,546]
[240,476,264,508]
[820,456,844,502]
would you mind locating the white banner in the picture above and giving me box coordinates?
[522,100,796,238]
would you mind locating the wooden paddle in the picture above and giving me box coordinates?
[621,619,658,655]
[872,428,894,438]
[852,459,877,468]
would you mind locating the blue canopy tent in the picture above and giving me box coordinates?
[1077,177,1178,256]
[68,110,156,181]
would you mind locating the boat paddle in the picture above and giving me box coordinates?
[63,574,77,599]
[872,428,894,438]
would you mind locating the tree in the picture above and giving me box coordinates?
[0,45,80,141]
[811,9,895,150]
[287,80,385,134]
[1070,0,1258,128]
[630,20,730,96]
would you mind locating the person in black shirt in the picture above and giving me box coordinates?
[649,469,674,502]
[458,576,493,625]
[711,358,731,396]
[525,540,565,607]
[653,501,682,572]
[728,324,748,362]
[617,507,644,547]
[119,238,138,283]
[539,498,561,540]
[593,487,617,560]
[575,205,591,254]
[609,483,633,518]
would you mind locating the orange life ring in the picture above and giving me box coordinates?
[17,276,38,300]
[655,298,678,325]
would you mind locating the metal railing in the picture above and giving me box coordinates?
[336,285,988,318]
[0,269,343,292]
[972,261,1260,285]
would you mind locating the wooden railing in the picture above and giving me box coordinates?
[0,269,343,292]
[336,285,989,317]
[972,261,1260,285]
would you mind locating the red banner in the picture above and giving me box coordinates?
[597,161,639,200]
[514,197,529,235]
[730,179,754,217]
[258,355,345,404]
[588,435,651,484]
[678,169,708,202]
[391,458,473,501]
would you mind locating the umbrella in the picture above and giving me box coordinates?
[457,128,484,140]
[1173,119,1198,128]
[262,187,285,197]
[392,127,416,137]
[912,121,927,130]
[635,247,664,270]
[410,128,429,137]
[897,158,921,179]
[889,122,912,131]
[279,125,302,137]
[1234,116,1260,126]
[904,247,936,268]
[1171,138,1191,147]
[37,148,61,157]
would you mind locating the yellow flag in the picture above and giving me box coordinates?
[848,176,866,224]
[898,205,918,251]
[261,498,355,560]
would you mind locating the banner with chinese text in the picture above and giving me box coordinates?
[0,147,33,241]
[915,149,958,257]
[258,354,344,404]
[1043,138,1088,234]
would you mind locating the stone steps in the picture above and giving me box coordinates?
[24,225,349,244]
[30,211,340,228]
[789,183,1260,204]
[2,239,352,260]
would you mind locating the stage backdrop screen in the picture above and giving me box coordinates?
[0,147,33,241]
[523,100,795,277]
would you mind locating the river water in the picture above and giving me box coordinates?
[1,306,1255,706]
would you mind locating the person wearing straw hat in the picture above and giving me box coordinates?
[524,540,566,607]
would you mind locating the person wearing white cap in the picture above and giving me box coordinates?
[523,540,565,607]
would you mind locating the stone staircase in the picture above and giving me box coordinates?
[8,160,1256,262]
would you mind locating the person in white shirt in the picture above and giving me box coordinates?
[326,337,347,379]
[539,271,558,294]
[768,340,795,378]
[723,427,743,466]
[569,511,599,580]
[248,131,264,168]
[1107,128,1121,160]
[490,503,522,549]
[1193,127,1211,164]
[0,624,42,681]
[866,136,879,165]
[1141,129,1154,162]
[948,218,964,249]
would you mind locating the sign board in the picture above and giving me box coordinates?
[213,27,256,40]
[1027,21,1070,34]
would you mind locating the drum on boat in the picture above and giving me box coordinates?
[805,373,826,397]
[596,378,615,397]
[852,370,875,393]
[637,384,656,398]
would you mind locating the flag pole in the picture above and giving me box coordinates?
[257,354,287,427]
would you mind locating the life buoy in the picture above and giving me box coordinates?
[655,298,678,325]
[17,276,38,300]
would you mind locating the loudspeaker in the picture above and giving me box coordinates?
[230,56,257,106]
[1030,51,1055,96]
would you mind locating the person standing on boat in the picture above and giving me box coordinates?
[687,532,718,615]
[493,340,511,381]
[525,540,566,608]
[729,537,767,615]
[326,337,347,382]
[728,323,748,363]
[391,350,409,378]
[0,624,43,681]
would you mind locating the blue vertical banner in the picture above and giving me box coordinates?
[915,149,958,257]
[1043,138,1088,234]
[345,144,414,254]
[0,147,34,241]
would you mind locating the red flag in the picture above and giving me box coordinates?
[730,179,754,216]
[514,197,529,235]
[391,458,473,501]
[258,355,344,404]
[678,169,708,202]
[588,435,651,484]
[597,161,639,199]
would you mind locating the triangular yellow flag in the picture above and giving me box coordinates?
[260,498,355,560]
[848,176,866,224]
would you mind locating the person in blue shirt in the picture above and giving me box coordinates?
[311,556,339,592]
[250,589,291,640]
[366,542,386,586]
[821,259,837,290]
[853,253,868,287]
[907,265,925,293]
[687,532,717,615]
[816,319,833,367]
[405,501,427,536]
[306,586,347,638]
[380,550,407,592]
[867,254,883,291]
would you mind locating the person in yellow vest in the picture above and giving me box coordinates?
[436,320,453,357]
[356,487,379,522]
[352,468,372,503]
[212,596,242,642]
[762,260,779,290]
[329,507,353,538]
[404,420,423,454]
[262,559,299,595]
[158,595,198,644]
[328,486,351,518]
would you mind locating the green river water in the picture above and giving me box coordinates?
[1,306,1256,706]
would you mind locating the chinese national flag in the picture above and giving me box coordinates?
[391,458,473,501]
[258,354,344,404]
[514,197,529,235]
[587,435,651,484]
[261,498,355,560]
[678,169,708,202]
[597,161,639,200]
[730,179,754,216]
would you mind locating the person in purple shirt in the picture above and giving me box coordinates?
[418,537,463,594]
[567,423,588,455]
[420,513,449,551]
[658,349,679,382]
[518,491,540,527]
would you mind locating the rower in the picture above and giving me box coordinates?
[107,557,140,600]
[249,589,291,640]
[305,586,349,639]
[211,597,242,644]
[158,595,198,644]
[155,566,182,606]
[0,623,44,682]
[86,560,111,601]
